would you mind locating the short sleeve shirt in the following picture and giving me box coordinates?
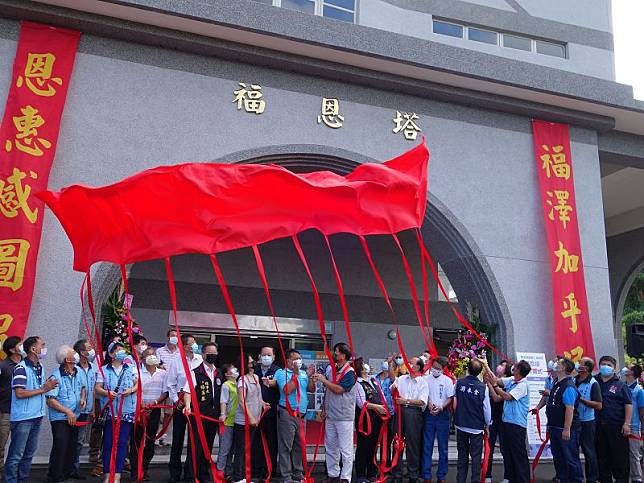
[596,375,632,425]
[274,368,308,415]
[423,373,455,408]
[12,359,42,389]
[629,382,644,429]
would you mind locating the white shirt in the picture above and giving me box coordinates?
[167,354,203,402]
[155,345,180,368]
[394,374,429,410]
[183,362,216,392]
[139,366,168,404]
[424,373,455,409]
[455,385,493,435]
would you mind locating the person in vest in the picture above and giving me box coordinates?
[454,359,491,483]
[595,355,632,483]
[485,359,531,483]
[183,342,222,483]
[575,357,602,483]
[253,346,280,480]
[5,336,58,483]
[0,336,23,480]
[316,342,357,483]
[485,360,511,483]
[624,364,644,483]
[354,358,389,483]
[46,345,87,483]
[94,341,139,483]
[218,363,239,479]
[546,358,583,483]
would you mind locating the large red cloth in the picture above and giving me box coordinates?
[38,142,428,271]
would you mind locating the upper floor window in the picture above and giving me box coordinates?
[268,0,356,23]
[432,18,567,59]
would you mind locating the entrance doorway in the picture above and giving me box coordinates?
[214,334,285,368]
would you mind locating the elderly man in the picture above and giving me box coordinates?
[46,345,87,483]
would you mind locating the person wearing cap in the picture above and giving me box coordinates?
[575,357,602,483]
[624,364,644,483]
[595,355,632,483]
[0,336,23,480]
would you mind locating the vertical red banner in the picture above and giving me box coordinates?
[532,120,595,362]
[0,22,80,353]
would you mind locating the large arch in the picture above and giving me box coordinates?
[81,144,513,356]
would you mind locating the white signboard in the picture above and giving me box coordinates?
[515,352,552,458]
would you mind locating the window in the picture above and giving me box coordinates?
[272,0,356,23]
[536,39,566,58]
[433,20,464,38]
[502,34,532,51]
[281,0,315,13]
[468,27,497,45]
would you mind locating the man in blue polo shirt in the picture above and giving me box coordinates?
[624,364,644,483]
[486,359,531,483]
[547,357,583,483]
[575,357,602,483]
[271,349,315,483]
[595,355,632,483]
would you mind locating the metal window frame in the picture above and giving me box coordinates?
[465,25,499,46]
[432,19,465,39]
[500,32,533,52]
[273,0,356,21]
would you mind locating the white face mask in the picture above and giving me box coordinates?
[138,344,148,353]
[17,345,26,357]
[230,369,239,378]
[363,364,371,375]
[293,359,303,369]
[38,347,47,360]
[73,353,81,365]
[87,349,96,362]
[395,357,404,367]
[431,368,443,378]
[260,355,273,366]
[145,355,159,366]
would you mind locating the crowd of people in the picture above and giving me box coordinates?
[0,329,641,483]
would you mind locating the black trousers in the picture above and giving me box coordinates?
[187,417,218,483]
[392,406,423,480]
[168,409,193,481]
[579,420,599,483]
[596,422,629,483]
[456,429,484,483]
[500,422,529,483]
[486,420,504,479]
[47,420,79,482]
[129,408,161,479]
[252,409,277,478]
[355,413,382,480]
[232,423,258,481]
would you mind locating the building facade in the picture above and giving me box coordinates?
[1,0,644,456]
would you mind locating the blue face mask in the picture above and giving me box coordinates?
[115,350,127,362]
[599,365,614,377]
[191,343,200,354]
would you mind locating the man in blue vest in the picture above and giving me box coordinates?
[454,359,491,483]
[546,357,583,483]
[485,359,531,483]
[5,336,58,483]
[575,357,602,483]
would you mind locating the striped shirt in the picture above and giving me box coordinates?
[139,366,168,405]
[167,354,203,403]
[155,345,180,368]
[12,359,42,389]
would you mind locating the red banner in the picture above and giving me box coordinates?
[0,22,80,352]
[532,120,595,362]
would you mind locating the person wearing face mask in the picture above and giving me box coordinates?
[354,358,389,483]
[392,353,408,378]
[6,336,58,483]
[545,358,583,483]
[484,359,511,483]
[167,334,203,483]
[0,336,23,480]
[390,356,429,483]
[485,359,532,483]
[156,329,180,368]
[71,338,99,480]
[129,347,168,482]
[218,363,239,480]
[594,355,632,483]
[574,357,602,483]
[269,349,315,483]
[46,345,87,483]
[624,364,644,483]
[252,346,279,480]
[183,342,222,483]
[376,357,396,470]
[94,341,139,483]
[421,356,455,483]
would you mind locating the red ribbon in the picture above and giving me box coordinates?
[480,429,490,483]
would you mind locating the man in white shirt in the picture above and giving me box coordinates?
[391,357,428,483]
[421,356,455,483]
[167,334,203,483]
[156,329,181,369]
[454,359,491,483]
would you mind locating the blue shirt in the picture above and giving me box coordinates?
[375,375,395,414]
[46,366,86,421]
[576,376,601,422]
[275,368,308,415]
[77,362,98,414]
[562,386,578,406]
[501,377,530,428]
[628,382,644,429]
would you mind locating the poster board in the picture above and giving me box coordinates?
[516,351,551,458]
[299,350,330,420]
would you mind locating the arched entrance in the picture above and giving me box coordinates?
[82,145,512,358]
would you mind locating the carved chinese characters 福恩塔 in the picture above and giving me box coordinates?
[392,111,421,140]
[318,98,344,129]
[547,190,573,229]
[554,241,579,274]
[541,144,570,180]
[16,53,62,97]
[4,105,51,157]
[0,168,38,223]
[233,83,265,114]
[561,292,582,334]
[0,239,30,292]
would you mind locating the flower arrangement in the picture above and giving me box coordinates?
[102,283,142,351]
[447,303,490,378]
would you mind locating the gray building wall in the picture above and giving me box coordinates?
[0,14,615,455]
